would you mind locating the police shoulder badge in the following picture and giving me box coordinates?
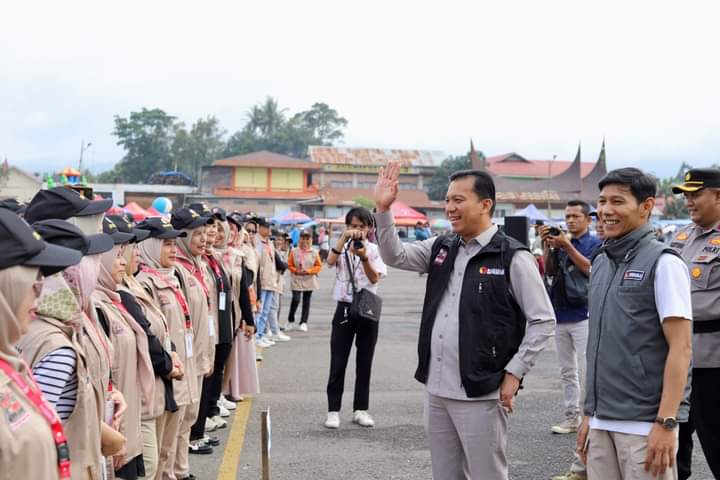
[691,267,702,279]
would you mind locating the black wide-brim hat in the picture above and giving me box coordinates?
[33,219,114,256]
[103,217,135,245]
[0,209,81,276]
[25,187,113,223]
[171,208,212,231]
[105,214,151,243]
[136,217,188,239]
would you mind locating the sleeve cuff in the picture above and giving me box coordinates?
[505,357,530,379]
[373,210,395,229]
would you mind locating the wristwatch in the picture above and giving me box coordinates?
[655,416,678,430]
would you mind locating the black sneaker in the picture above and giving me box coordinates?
[188,440,213,455]
[179,475,197,480]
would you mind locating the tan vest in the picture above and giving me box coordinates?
[126,287,171,420]
[225,249,247,329]
[135,272,198,406]
[289,248,321,291]
[93,293,152,467]
[175,263,214,375]
[18,315,103,480]
[204,262,221,352]
[257,238,279,292]
[0,368,60,480]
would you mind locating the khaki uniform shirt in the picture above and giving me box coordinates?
[0,368,60,480]
[256,237,279,292]
[19,315,103,480]
[176,263,213,375]
[136,272,199,407]
[288,248,322,291]
[672,221,720,368]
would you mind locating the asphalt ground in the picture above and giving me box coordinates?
[189,266,712,480]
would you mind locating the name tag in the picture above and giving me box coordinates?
[218,292,227,311]
[623,270,645,281]
[164,335,172,353]
[185,331,194,358]
[208,314,216,337]
[478,267,504,276]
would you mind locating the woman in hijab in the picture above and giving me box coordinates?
[170,208,216,473]
[222,214,259,402]
[0,209,81,480]
[134,218,198,480]
[113,216,182,480]
[18,219,127,480]
[93,218,155,480]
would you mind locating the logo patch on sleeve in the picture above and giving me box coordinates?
[0,390,30,431]
[623,270,645,281]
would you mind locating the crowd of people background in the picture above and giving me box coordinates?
[0,162,718,480]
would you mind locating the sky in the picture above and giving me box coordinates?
[2,0,719,179]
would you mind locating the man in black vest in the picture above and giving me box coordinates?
[373,162,556,480]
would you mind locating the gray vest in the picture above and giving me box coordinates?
[584,224,690,422]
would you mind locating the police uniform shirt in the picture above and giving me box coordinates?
[671,220,720,368]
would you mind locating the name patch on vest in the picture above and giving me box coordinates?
[433,248,448,266]
[478,266,505,276]
[0,389,29,431]
[623,270,646,281]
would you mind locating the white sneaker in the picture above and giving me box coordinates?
[205,417,217,432]
[272,332,291,342]
[552,415,581,434]
[212,415,227,429]
[285,323,296,331]
[218,404,231,418]
[220,396,237,410]
[299,323,308,332]
[257,338,272,348]
[352,410,375,427]
[265,337,276,346]
[324,411,340,429]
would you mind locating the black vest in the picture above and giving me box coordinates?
[416,230,528,397]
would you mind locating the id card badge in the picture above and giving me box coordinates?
[185,331,194,358]
[164,335,172,353]
[208,314,216,338]
[218,292,227,311]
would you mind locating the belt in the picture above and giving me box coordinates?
[694,319,720,334]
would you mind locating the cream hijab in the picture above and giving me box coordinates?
[0,266,40,374]
[136,237,178,288]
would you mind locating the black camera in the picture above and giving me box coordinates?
[548,226,562,236]
[353,239,364,250]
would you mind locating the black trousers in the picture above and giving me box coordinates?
[677,417,694,480]
[288,290,313,324]
[685,368,720,478]
[326,302,379,412]
[190,342,232,440]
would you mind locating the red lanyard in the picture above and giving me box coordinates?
[141,266,192,330]
[175,257,211,304]
[0,359,71,479]
[205,256,225,292]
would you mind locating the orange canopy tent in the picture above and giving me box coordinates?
[390,201,427,226]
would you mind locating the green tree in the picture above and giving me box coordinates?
[291,102,348,145]
[352,196,375,209]
[657,162,692,219]
[109,108,177,182]
[171,116,226,182]
[224,99,347,159]
[427,154,473,201]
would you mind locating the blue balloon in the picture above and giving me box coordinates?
[152,197,173,214]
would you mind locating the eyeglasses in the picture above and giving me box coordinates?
[32,279,44,298]
[246,228,257,234]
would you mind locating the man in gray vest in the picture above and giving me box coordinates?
[671,167,720,479]
[373,162,555,480]
[577,168,693,479]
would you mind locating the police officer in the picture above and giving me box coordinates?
[671,168,720,479]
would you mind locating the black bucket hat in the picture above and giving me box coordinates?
[136,217,188,239]
[24,187,113,223]
[0,209,82,276]
[33,219,114,256]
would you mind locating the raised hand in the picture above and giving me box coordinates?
[374,160,400,213]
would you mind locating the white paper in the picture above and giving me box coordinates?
[208,314,216,337]
[218,292,227,311]
[185,331,194,358]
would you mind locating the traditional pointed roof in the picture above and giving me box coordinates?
[580,140,608,202]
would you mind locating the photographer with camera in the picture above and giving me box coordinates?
[541,200,602,444]
[324,207,387,430]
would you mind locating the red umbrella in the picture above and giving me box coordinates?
[391,201,427,226]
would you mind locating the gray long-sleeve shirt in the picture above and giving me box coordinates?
[374,211,556,400]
